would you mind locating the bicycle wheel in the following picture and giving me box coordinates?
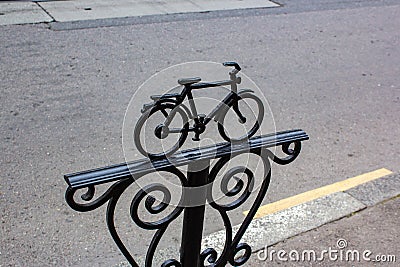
[134,103,189,158]
[218,92,264,142]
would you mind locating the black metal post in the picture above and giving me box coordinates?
[180,159,210,267]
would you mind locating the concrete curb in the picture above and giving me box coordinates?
[345,173,400,207]
[204,173,399,254]
[203,192,366,253]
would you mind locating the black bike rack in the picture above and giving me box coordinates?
[64,129,308,266]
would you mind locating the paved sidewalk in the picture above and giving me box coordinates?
[246,196,399,266]
[0,0,278,25]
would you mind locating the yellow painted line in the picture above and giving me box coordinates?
[245,168,393,219]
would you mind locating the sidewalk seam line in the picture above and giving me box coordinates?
[35,2,56,22]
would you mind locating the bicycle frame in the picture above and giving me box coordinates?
[134,61,264,157]
[163,71,245,134]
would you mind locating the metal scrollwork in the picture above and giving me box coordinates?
[230,243,252,266]
[66,183,123,212]
[128,166,187,266]
[218,166,255,210]
[67,166,187,267]
[266,141,302,165]
[202,148,272,266]
[130,183,180,230]
[64,130,308,267]
[200,248,218,266]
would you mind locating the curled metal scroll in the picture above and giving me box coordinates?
[66,183,121,212]
[201,141,302,267]
[66,166,187,267]
[202,148,271,267]
[266,141,302,165]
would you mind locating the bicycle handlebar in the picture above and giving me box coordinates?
[223,61,241,72]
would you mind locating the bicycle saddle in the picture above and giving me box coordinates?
[178,77,201,85]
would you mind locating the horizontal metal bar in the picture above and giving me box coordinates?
[190,80,232,89]
[65,129,308,189]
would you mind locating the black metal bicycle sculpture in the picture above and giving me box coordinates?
[63,61,309,267]
[134,62,264,157]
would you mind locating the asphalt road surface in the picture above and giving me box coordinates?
[1,0,399,266]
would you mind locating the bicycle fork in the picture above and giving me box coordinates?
[215,93,247,125]
[232,95,247,124]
